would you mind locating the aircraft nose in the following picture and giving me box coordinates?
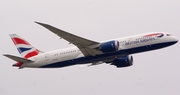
[173,37,178,43]
[171,36,178,44]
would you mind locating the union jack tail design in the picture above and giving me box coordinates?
[9,34,43,59]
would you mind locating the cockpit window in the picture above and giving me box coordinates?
[166,34,171,36]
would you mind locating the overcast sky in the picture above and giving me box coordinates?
[1,0,180,95]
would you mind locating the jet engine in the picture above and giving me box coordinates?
[111,55,133,68]
[98,40,119,53]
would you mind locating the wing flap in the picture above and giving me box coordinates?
[88,61,104,66]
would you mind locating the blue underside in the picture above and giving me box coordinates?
[40,41,177,68]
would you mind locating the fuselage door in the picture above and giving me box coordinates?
[45,54,50,62]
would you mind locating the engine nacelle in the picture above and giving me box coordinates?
[111,55,133,68]
[99,40,119,53]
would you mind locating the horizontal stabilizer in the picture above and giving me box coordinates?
[3,54,34,63]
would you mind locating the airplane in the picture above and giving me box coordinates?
[3,22,178,69]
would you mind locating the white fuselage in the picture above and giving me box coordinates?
[22,32,178,68]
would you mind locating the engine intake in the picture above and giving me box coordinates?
[111,55,133,68]
[98,40,119,53]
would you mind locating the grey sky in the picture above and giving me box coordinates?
[1,0,180,95]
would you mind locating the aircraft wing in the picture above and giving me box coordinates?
[36,22,103,56]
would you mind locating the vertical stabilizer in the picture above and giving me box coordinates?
[9,34,43,58]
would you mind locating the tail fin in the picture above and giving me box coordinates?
[9,34,43,58]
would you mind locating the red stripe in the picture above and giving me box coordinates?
[24,49,39,58]
[14,62,23,67]
[12,38,30,45]
[144,33,162,37]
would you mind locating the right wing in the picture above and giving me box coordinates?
[36,22,103,56]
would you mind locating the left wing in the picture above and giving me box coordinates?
[35,22,103,56]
